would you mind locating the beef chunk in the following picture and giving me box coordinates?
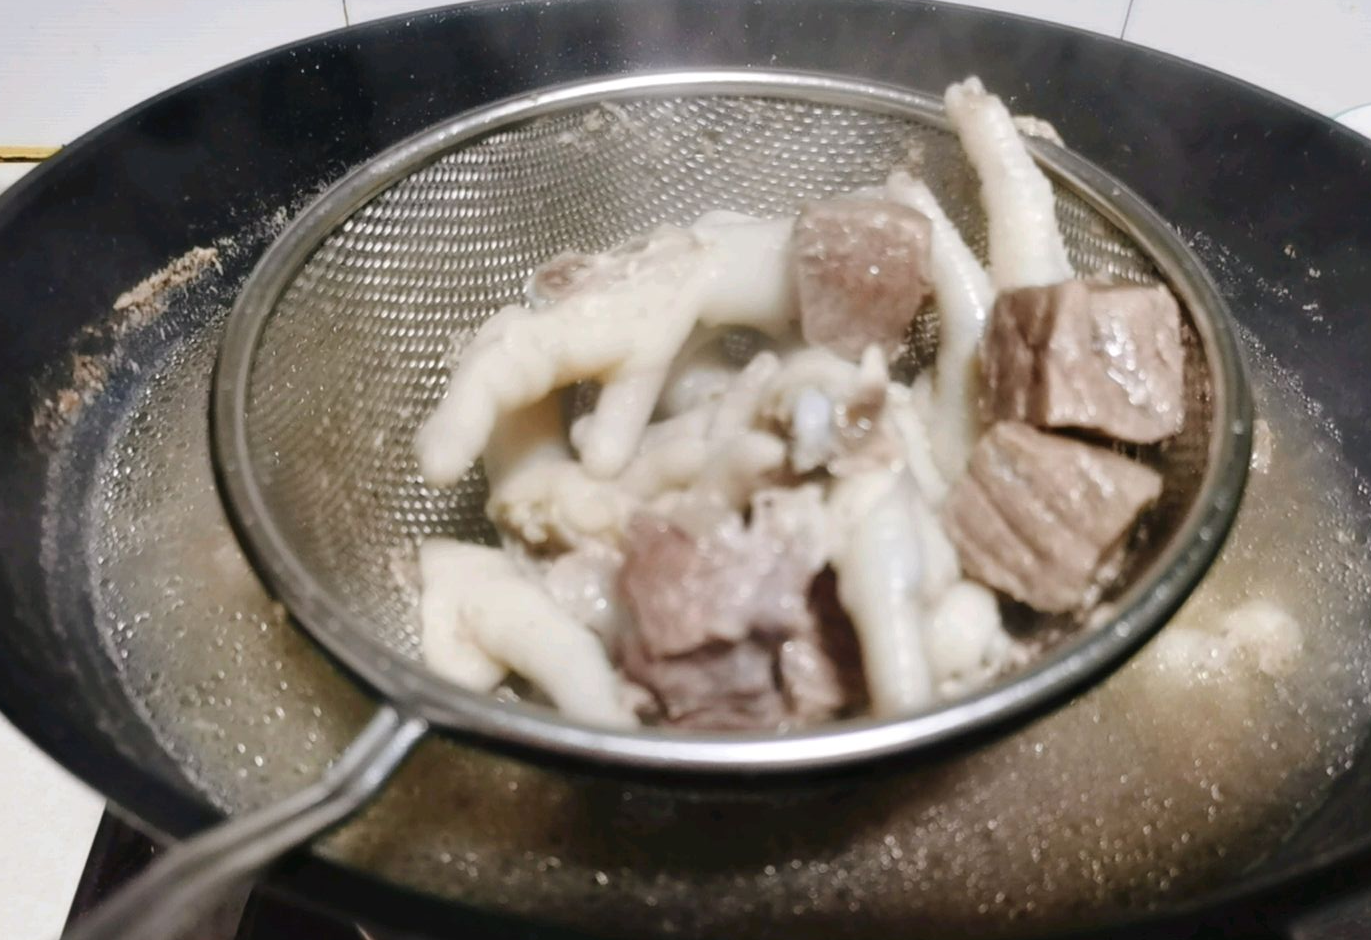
[942,421,1162,613]
[618,509,817,660]
[793,199,933,361]
[618,492,862,729]
[618,514,750,658]
[620,635,788,730]
[778,569,869,720]
[981,280,1185,444]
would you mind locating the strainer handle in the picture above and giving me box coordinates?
[60,705,427,940]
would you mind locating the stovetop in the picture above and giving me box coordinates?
[64,812,363,940]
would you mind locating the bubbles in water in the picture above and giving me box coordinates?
[74,317,1371,937]
[60,162,1371,940]
[85,327,374,810]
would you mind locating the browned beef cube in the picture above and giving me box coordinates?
[793,199,933,361]
[943,422,1162,613]
[981,280,1185,444]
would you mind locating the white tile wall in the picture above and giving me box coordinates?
[1339,103,1371,137]
[343,0,1134,34]
[0,163,37,192]
[1124,0,1371,116]
[1,0,345,147]
[346,0,455,24]
[946,0,1131,36]
[4,1,1371,936]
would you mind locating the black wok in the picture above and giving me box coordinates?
[2,2,1371,938]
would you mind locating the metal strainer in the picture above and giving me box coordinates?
[68,71,1250,940]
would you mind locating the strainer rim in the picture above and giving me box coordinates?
[211,68,1251,775]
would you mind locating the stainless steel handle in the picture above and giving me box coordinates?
[62,705,427,940]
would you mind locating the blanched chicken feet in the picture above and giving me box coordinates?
[886,172,995,479]
[420,539,637,728]
[419,217,803,487]
[945,77,1073,290]
[829,471,957,714]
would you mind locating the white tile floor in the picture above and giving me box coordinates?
[3,0,1371,936]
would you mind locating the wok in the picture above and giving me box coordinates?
[2,2,1370,938]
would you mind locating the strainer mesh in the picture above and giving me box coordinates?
[243,95,1212,664]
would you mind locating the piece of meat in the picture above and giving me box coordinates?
[620,573,867,731]
[619,514,749,657]
[942,421,1163,613]
[618,487,845,729]
[617,512,817,659]
[618,488,826,659]
[781,568,869,719]
[619,635,788,730]
[981,280,1185,444]
[793,198,933,361]
[776,638,846,722]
